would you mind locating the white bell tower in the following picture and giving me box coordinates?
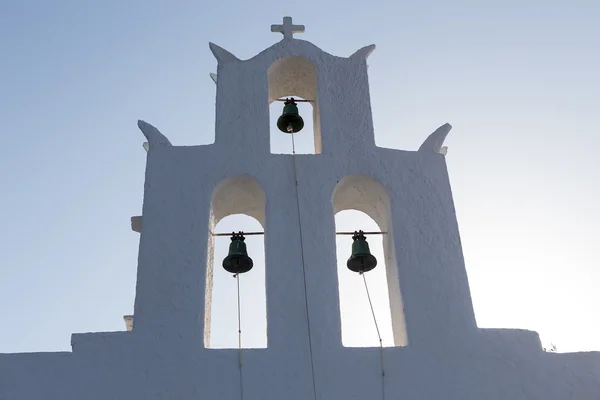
[131,15,478,351]
[1,16,599,400]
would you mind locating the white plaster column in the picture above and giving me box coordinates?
[390,157,477,347]
[294,167,342,353]
[132,149,211,343]
[263,157,315,354]
[214,63,270,153]
[317,59,376,155]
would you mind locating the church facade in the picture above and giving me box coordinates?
[1,17,599,400]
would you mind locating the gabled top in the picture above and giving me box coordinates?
[138,16,451,156]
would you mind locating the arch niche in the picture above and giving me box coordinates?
[268,56,321,154]
[332,175,407,346]
[205,175,267,349]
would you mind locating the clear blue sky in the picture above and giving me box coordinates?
[1,1,598,353]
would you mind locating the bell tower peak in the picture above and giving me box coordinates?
[271,16,305,40]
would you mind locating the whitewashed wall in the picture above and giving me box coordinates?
[1,32,599,400]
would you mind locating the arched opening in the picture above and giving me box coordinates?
[335,210,393,347]
[205,176,267,349]
[209,214,266,349]
[333,175,407,347]
[268,56,321,154]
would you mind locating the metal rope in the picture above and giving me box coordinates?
[235,273,244,400]
[290,129,318,400]
[361,272,386,400]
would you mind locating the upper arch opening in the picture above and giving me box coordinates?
[268,56,321,154]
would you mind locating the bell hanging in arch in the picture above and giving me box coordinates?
[347,230,377,273]
[222,232,254,274]
[277,98,304,133]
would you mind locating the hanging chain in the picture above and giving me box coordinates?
[361,272,386,400]
[290,129,318,400]
[235,273,245,400]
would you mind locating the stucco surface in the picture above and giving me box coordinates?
[1,32,599,400]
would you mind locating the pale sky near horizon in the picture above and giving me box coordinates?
[1,1,599,354]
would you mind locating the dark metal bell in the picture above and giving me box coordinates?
[277,98,304,133]
[347,230,377,273]
[222,232,254,274]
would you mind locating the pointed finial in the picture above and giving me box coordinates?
[271,16,305,40]
[209,42,240,64]
[349,44,376,61]
[418,123,452,155]
[137,120,172,149]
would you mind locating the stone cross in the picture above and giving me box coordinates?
[271,16,305,40]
